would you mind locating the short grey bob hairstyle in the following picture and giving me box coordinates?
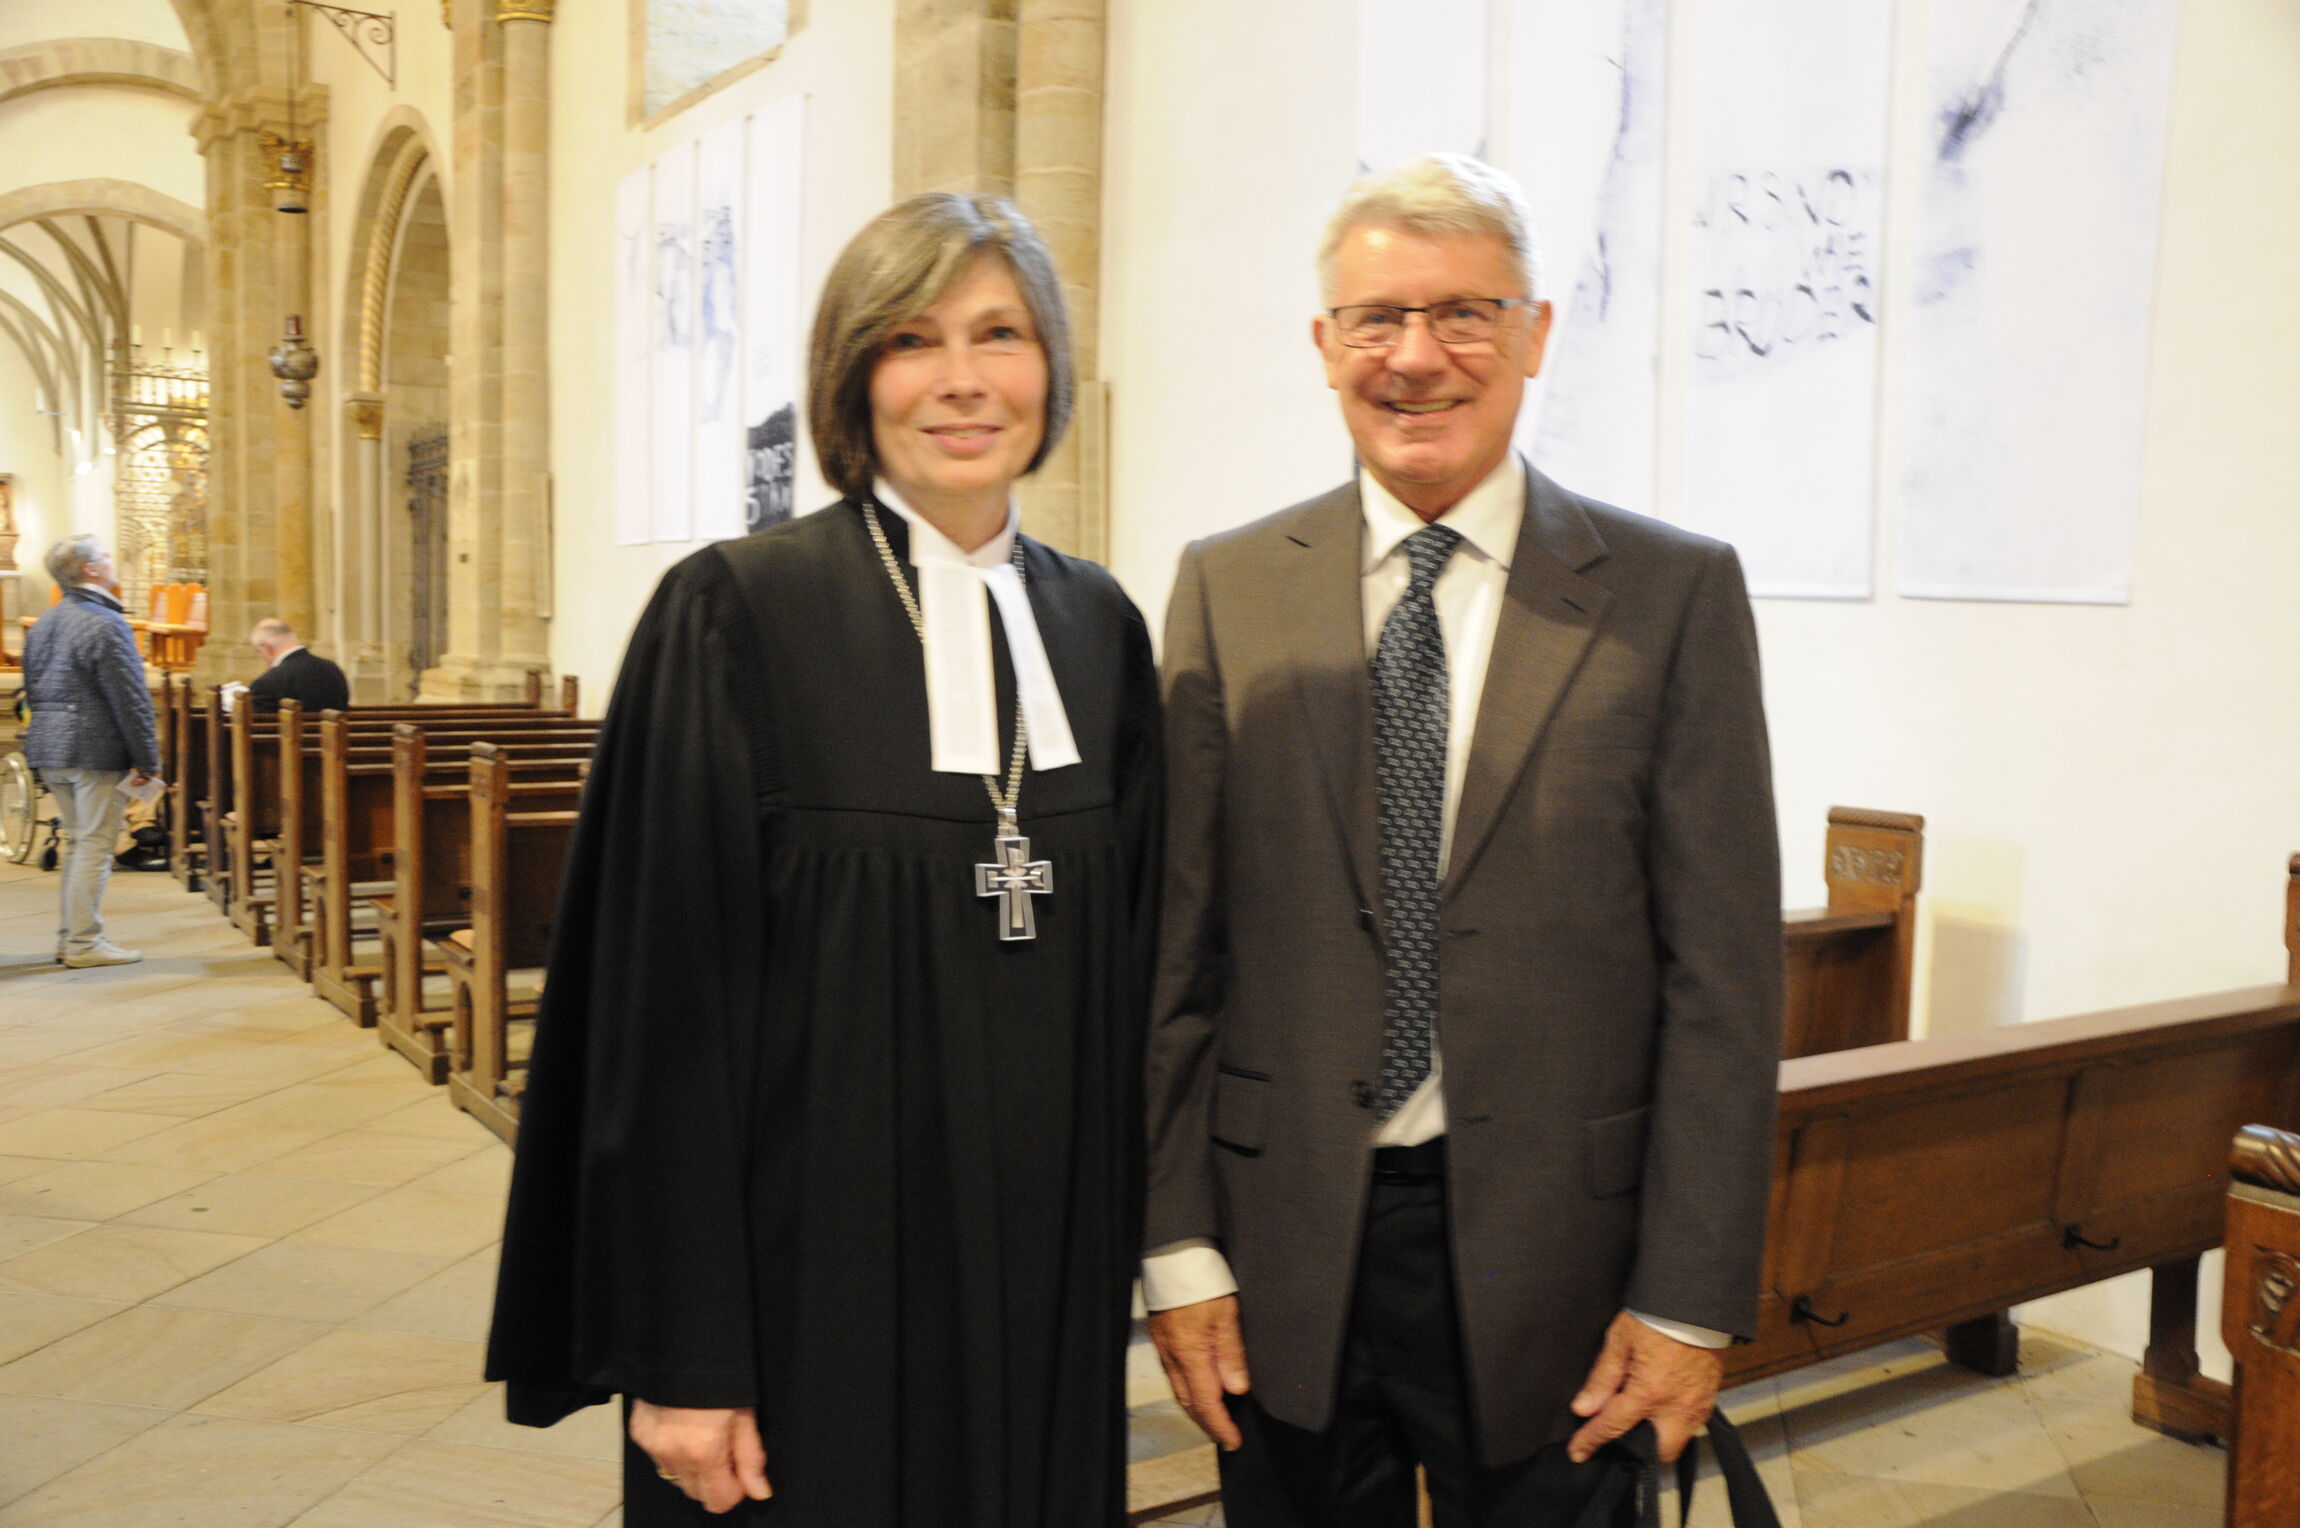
[1318,153,1546,305]
[807,193,1075,505]
[44,534,104,589]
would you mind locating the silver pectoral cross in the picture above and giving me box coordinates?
[975,809,1053,942]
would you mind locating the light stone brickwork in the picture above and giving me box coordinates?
[0,37,203,107]
[892,0,1108,561]
[1013,0,1106,561]
[190,75,329,680]
[422,0,553,702]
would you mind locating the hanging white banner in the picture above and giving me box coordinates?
[1899,0,2180,604]
[743,95,807,536]
[1683,0,1891,599]
[691,119,747,543]
[649,140,696,544]
[612,166,652,547]
[1507,0,1668,517]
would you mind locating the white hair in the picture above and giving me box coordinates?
[44,534,103,588]
[1318,153,1545,305]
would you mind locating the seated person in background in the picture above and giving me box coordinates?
[244,618,350,713]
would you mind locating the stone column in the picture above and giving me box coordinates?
[190,81,328,682]
[424,0,554,700]
[893,0,1018,198]
[891,0,1105,559]
[1012,0,1105,560]
[425,0,511,698]
[495,0,553,678]
[342,392,389,697]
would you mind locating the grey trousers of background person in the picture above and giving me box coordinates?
[46,768,127,956]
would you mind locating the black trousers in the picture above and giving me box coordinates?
[1217,1155,1617,1528]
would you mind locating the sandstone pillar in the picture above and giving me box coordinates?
[496,0,553,677]
[893,0,1017,198]
[343,392,389,696]
[191,80,328,681]
[1012,0,1105,560]
[425,0,513,698]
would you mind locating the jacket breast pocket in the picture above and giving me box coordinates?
[1585,1104,1652,1199]
[1211,1067,1271,1155]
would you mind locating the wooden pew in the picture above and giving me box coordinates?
[165,677,202,888]
[217,698,554,945]
[1784,807,1923,1056]
[270,702,591,980]
[1719,857,2300,1442]
[307,715,595,1025]
[2222,1123,2300,1526]
[221,698,289,942]
[442,744,581,1143]
[373,725,591,1081]
[169,669,570,894]
[206,682,583,943]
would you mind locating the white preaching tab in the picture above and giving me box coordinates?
[875,483,1082,777]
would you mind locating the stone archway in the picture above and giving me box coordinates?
[337,121,451,700]
[0,38,202,107]
[0,181,204,248]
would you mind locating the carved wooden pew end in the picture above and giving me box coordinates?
[2221,1124,2300,1517]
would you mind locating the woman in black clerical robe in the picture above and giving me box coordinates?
[486,193,1159,1527]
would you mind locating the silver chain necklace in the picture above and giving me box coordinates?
[862,501,1052,942]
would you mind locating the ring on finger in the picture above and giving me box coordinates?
[657,1468,680,1483]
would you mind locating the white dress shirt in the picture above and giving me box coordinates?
[875,482,1080,777]
[1140,457,1728,1351]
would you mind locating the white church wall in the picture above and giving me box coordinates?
[0,88,202,210]
[545,0,893,702]
[0,341,72,613]
[1104,0,2300,1376]
[0,0,186,52]
[1101,0,1359,634]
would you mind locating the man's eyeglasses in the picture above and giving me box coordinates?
[1327,297,1526,349]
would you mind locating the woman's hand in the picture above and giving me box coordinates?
[629,1401,772,1514]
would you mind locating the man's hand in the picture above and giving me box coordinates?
[629,1402,771,1514]
[1566,1311,1723,1464]
[1148,1294,1252,1450]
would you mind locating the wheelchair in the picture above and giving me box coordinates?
[3,690,63,869]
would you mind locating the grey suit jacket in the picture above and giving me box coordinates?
[1144,466,1783,1464]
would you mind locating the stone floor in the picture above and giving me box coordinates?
[0,857,2233,1527]
[1134,1332,2230,1528]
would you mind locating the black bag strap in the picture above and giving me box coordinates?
[1699,1412,1783,1527]
[1615,1413,1783,1528]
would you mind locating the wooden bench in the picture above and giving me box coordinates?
[2222,1121,2300,1526]
[217,699,562,946]
[270,700,591,980]
[373,725,590,1081]
[1723,858,2300,1432]
[207,679,582,946]
[443,741,583,1141]
[306,713,595,1025]
[170,669,571,898]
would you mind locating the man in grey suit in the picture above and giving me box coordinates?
[1143,155,1783,1525]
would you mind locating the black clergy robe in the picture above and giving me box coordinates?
[486,502,1160,1527]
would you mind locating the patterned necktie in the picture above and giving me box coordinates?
[1370,523,1462,1119]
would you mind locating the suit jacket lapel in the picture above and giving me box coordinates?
[1444,466,1613,901]
[1285,484,1385,925]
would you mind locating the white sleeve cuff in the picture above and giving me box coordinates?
[1629,1309,1733,1349]
[1140,1239,1239,1311]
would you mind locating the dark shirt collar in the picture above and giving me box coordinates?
[65,585,124,613]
